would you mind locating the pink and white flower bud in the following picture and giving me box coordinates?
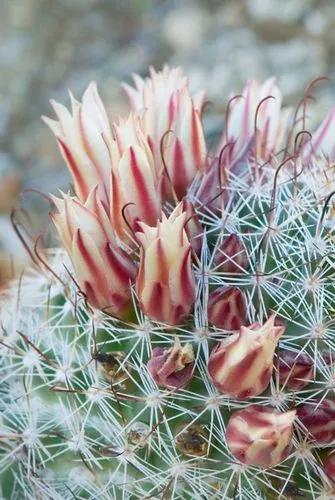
[226,405,296,468]
[43,82,112,207]
[123,65,205,114]
[278,349,314,390]
[214,234,248,273]
[52,189,136,316]
[147,338,194,389]
[217,78,289,164]
[135,205,196,325]
[161,87,207,200]
[324,453,335,483]
[123,66,207,200]
[297,399,335,444]
[110,114,162,240]
[208,287,246,330]
[208,315,284,398]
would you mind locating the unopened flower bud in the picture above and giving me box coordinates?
[278,349,314,390]
[216,78,288,163]
[110,114,162,240]
[175,422,208,457]
[136,205,196,325]
[226,405,296,468]
[208,315,284,398]
[52,190,136,316]
[147,338,194,389]
[214,234,248,273]
[123,66,207,200]
[43,82,112,207]
[297,399,335,444]
[208,287,246,330]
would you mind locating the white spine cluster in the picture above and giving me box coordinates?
[1,166,335,499]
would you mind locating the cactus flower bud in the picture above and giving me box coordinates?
[214,234,248,273]
[52,189,136,316]
[135,205,196,325]
[123,65,205,116]
[160,87,207,200]
[216,78,288,164]
[208,315,284,398]
[208,287,246,330]
[278,349,314,390]
[147,338,194,389]
[297,399,335,444]
[123,66,207,200]
[226,405,296,468]
[43,82,112,207]
[110,114,162,239]
[324,453,335,483]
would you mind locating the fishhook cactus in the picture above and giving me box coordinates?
[1,66,335,499]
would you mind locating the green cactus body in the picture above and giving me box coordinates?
[1,68,335,499]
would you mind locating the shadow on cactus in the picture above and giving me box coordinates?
[1,67,335,499]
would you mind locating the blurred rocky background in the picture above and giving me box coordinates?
[1,0,335,283]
